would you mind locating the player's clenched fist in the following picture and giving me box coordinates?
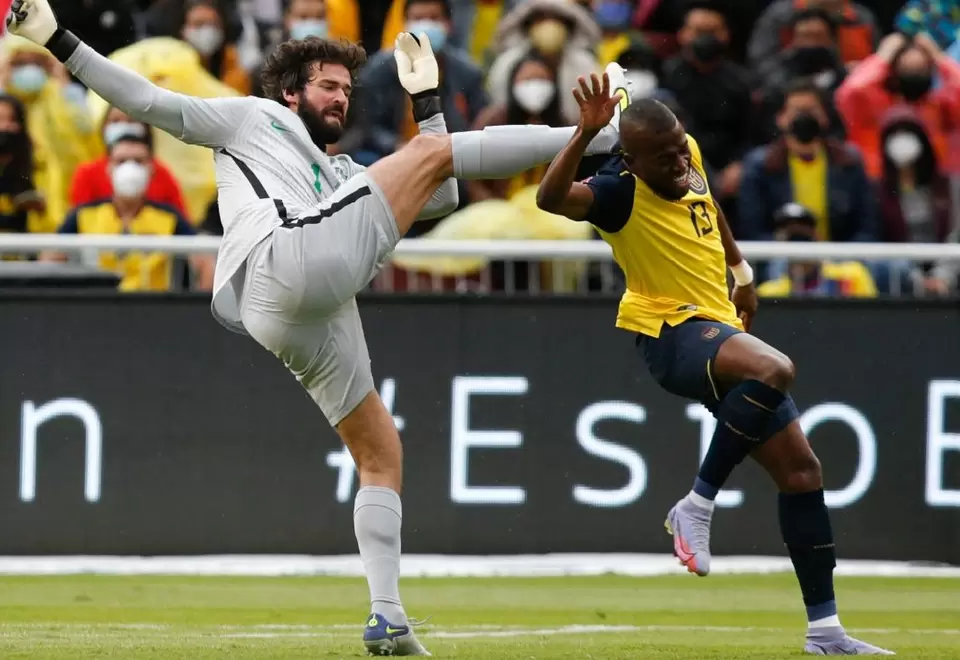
[394,32,439,96]
[574,72,621,137]
[6,0,59,46]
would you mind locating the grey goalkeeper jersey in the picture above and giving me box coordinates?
[64,43,374,333]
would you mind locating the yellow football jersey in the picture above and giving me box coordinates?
[583,135,741,337]
[59,200,195,292]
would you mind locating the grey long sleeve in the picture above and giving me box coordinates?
[416,113,459,221]
[64,42,255,149]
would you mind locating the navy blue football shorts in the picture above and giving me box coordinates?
[636,318,799,443]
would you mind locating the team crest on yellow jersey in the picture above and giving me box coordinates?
[687,168,708,196]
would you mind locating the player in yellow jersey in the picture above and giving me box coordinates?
[536,71,893,656]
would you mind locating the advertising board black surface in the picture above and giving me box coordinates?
[0,295,956,563]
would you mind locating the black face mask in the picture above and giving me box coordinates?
[0,130,20,151]
[789,112,822,144]
[789,46,837,74]
[691,34,725,63]
[785,233,815,242]
[897,72,933,102]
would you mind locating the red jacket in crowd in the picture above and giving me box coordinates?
[69,157,188,219]
[835,53,960,179]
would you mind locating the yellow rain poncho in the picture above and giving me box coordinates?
[1,35,99,232]
[86,38,241,224]
[392,185,594,292]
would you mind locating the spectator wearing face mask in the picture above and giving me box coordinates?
[759,9,847,96]
[896,0,960,50]
[757,202,877,298]
[69,107,187,218]
[468,54,564,202]
[755,8,848,144]
[254,0,329,97]
[748,0,879,72]
[45,136,213,292]
[877,106,960,295]
[486,0,601,126]
[179,0,252,95]
[260,0,335,50]
[0,93,46,258]
[346,0,488,168]
[835,33,960,180]
[739,79,878,243]
[0,36,98,234]
[660,2,752,202]
[284,0,329,40]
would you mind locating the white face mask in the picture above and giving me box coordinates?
[184,25,224,56]
[10,64,48,94]
[812,69,836,90]
[405,19,449,51]
[624,69,658,99]
[513,79,555,115]
[103,121,147,146]
[111,161,150,198]
[289,19,328,40]
[885,131,923,167]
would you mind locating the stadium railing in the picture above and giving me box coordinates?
[1,234,959,259]
[0,235,958,295]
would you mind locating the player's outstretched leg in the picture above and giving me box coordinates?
[753,424,895,656]
[365,120,621,240]
[665,332,794,576]
[337,392,430,656]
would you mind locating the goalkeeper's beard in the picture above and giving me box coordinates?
[298,96,346,148]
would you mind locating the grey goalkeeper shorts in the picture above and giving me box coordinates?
[238,173,399,426]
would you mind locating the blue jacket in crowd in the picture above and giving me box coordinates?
[737,138,879,242]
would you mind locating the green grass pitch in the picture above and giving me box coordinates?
[0,574,957,658]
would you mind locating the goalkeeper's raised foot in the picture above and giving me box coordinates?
[604,61,631,132]
[6,0,59,46]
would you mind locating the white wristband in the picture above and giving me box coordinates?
[730,261,754,286]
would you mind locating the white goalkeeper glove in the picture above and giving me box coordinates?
[394,32,439,96]
[6,0,59,47]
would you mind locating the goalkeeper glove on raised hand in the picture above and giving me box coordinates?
[6,0,59,46]
[394,32,441,122]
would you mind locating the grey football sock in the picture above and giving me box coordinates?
[451,124,618,180]
[354,486,406,624]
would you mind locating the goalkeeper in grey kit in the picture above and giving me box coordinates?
[6,0,625,654]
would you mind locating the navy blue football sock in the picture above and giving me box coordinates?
[779,489,838,622]
[694,380,786,498]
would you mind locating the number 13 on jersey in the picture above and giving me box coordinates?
[689,201,714,238]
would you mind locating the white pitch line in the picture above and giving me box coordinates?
[3,623,959,640]
[0,554,957,578]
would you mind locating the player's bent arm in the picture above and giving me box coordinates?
[537,182,596,221]
[46,30,252,148]
[536,129,596,221]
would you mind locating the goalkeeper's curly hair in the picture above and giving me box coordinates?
[260,37,367,105]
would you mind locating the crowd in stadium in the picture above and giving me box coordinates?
[0,0,957,296]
